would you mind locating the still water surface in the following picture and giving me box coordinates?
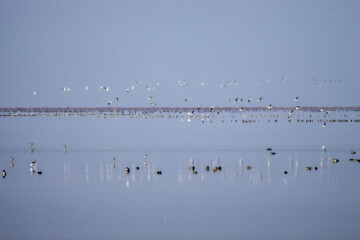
[1,149,360,240]
[0,112,359,239]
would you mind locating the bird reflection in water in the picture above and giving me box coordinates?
[58,152,345,186]
[64,163,71,183]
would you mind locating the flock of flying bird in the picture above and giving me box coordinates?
[31,78,310,107]
[28,77,340,128]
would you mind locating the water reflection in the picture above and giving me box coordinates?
[55,151,351,186]
[1,149,359,240]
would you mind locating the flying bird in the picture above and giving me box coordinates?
[61,87,71,92]
[100,86,109,91]
[185,97,192,102]
[33,91,38,96]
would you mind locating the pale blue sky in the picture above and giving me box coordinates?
[0,0,359,107]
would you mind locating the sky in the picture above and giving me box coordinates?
[0,0,359,108]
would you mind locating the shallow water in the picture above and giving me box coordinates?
[1,149,360,240]
[1,111,360,239]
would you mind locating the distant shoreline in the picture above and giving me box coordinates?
[0,106,359,113]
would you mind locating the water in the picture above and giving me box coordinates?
[1,111,360,239]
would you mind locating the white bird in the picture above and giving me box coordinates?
[200,82,205,86]
[30,161,36,167]
[247,98,252,103]
[322,122,327,128]
[85,86,89,91]
[322,145,326,151]
[100,86,109,91]
[268,104,273,109]
[33,91,38,96]
[294,96,299,102]
[108,101,112,105]
[257,97,263,102]
[148,96,152,101]
[185,97,191,102]
[177,80,187,86]
[61,87,71,92]
[295,106,300,110]
[126,89,130,93]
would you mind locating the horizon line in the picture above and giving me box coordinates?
[1,106,359,113]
